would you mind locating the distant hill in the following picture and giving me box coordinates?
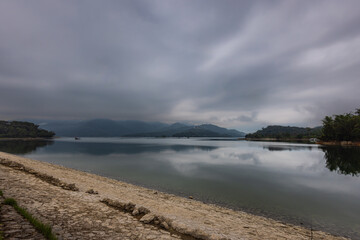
[127,123,245,137]
[173,128,225,137]
[27,119,167,137]
[0,121,55,138]
[245,125,321,139]
[26,119,245,137]
[126,122,192,137]
[199,124,244,137]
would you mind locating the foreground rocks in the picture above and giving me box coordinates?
[0,152,349,240]
[0,201,46,239]
[0,158,79,191]
[0,166,179,239]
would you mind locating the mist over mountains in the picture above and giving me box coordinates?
[27,119,246,137]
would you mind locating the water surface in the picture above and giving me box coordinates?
[1,138,359,238]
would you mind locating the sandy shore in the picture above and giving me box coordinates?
[0,152,348,240]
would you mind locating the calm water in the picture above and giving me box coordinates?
[1,138,359,239]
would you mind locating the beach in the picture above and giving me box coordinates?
[0,151,348,240]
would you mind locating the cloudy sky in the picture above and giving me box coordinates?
[1,0,360,132]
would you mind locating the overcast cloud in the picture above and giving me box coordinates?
[1,0,360,132]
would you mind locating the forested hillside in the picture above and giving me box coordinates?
[246,125,321,139]
[0,121,55,138]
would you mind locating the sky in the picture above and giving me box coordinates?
[1,0,360,132]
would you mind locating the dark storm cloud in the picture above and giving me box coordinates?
[1,0,360,131]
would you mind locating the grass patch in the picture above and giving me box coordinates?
[0,190,4,240]
[4,198,57,240]
[3,198,16,206]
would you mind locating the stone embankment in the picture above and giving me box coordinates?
[0,197,46,239]
[0,152,349,240]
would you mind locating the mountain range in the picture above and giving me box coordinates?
[25,119,246,137]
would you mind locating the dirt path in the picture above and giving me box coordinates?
[0,152,348,240]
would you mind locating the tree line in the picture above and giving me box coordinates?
[245,125,321,139]
[0,121,55,138]
[321,108,360,141]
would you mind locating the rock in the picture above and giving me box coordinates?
[173,222,187,233]
[137,206,150,214]
[100,198,111,204]
[191,228,210,239]
[86,189,98,194]
[188,196,193,199]
[100,198,127,210]
[139,214,155,224]
[160,221,170,230]
[132,209,140,216]
[124,202,136,212]
[65,183,79,191]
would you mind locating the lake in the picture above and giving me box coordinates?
[1,137,359,239]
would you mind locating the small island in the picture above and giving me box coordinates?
[0,121,55,139]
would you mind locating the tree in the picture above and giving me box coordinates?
[0,121,55,138]
[321,108,360,141]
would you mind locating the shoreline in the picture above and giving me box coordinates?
[244,138,314,143]
[317,141,360,147]
[0,137,55,141]
[0,152,348,240]
[245,138,360,147]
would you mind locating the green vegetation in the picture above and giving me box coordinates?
[245,125,321,139]
[3,198,16,206]
[3,197,58,240]
[321,108,360,141]
[244,108,360,142]
[0,190,3,240]
[0,121,54,138]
